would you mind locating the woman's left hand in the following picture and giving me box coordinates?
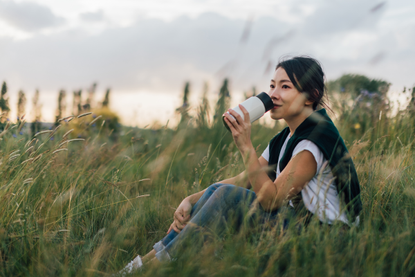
[223,105,253,154]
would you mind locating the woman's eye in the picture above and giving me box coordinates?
[270,84,275,88]
[282,85,290,89]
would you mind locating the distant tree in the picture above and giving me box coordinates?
[0,82,10,130]
[407,86,415,112]
[55,90,66,125]
[102,88,111,108]
[177,82,191,124]
[196,82,211,128]
[244,86,257,100]
[31,90,42,135]
[17,90,27,122]
[85,83,97,111]
[0,82,10,126]
[72,90,82,115]
[213,78,231,125]
[328,73,391,136]
[327,74,390,98]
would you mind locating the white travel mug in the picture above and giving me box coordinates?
[223,92,273,131]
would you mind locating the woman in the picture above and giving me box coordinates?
[119,56,362,274]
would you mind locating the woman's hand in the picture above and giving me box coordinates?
[167,198,192,234]
[223,105,253,154]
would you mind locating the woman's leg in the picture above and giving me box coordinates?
[152,183,226,254]
[119,184,230,274]
[155,184,258,262]
[141,249,156,264]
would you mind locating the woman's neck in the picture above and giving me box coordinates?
[286,109,314,136]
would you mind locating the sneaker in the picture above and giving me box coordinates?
[117,255,143,276]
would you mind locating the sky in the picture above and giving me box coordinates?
[0,0,414,126]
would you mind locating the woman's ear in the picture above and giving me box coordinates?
[305,99,314,107]
[304,91,315,107]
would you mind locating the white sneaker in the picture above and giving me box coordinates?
[117,255,143,276]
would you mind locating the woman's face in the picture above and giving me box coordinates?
[268,67,312,121]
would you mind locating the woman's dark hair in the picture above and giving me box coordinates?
[276,56,329,111]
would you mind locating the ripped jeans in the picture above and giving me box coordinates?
[153,183,280,262]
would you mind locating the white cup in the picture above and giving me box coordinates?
[223,92,273,131]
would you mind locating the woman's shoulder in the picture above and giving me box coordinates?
[293,139,327,174]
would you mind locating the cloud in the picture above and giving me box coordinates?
[79,10,105,22]
[0,0,65,32]
[0,12,288,92]
[301,0,387,37]
[0,7,413,101]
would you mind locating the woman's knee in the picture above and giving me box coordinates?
[213,184,244,200]
[205,183,228,195]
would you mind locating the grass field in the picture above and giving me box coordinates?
[0,96,415,276]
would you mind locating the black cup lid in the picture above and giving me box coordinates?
[256,92,273,111]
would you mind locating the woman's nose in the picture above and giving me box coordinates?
[269,88,279,99]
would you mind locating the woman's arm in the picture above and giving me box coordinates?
[168,192,201,233]
[240,146,316,211]
[217,157,269,189]
[223,106,317,211]
[187,156,268,204]
[168,157,269,233]
[168,171,248,233]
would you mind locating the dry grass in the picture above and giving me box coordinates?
[0,104,414,277]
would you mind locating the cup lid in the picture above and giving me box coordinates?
[256,92,274,111]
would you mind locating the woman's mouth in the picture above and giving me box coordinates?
[272,105,281,110]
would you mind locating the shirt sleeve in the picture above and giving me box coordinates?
[261,144,270,162]
[292,140,324,175]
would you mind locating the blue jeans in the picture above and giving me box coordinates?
[153,183,280,262]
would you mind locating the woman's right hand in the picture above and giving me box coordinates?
[167,198,192,234]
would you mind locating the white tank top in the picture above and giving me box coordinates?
[261,134,359,226]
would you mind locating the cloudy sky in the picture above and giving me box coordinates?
[0,0,414,126]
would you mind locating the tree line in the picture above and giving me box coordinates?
[0,82,112,134]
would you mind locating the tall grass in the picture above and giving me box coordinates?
[0,95,414,276]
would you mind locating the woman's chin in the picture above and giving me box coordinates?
[270,116,282,121]
[270,112,282,121]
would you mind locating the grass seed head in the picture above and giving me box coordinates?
[58,115,74,122]
[58,138,85,148]
[67,138,85,142]
[36,142,46,152]
[62,129,74,139]
[53,124,62,133]
[9,150,20,156]
[21,158,34,165]
[33,154,43,162]
[77,112,92,118]
[23,146,34,155]
[52,148,68,154]
[8,154,20,161]
[136,194,150,198]
[34,130,53,137]
[89,115,102,126]
[24,138,37,148]
[22,178,33,184]
[18,120,26,132]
